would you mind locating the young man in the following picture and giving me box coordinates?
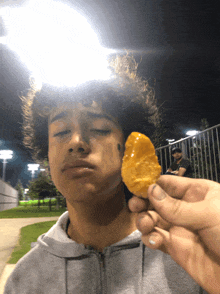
[166,147,192,177]
[4,78,219,293]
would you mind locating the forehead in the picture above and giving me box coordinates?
[49,102,119,126]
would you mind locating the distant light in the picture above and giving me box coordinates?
[186,130,199,136]
[0,150,13,181]
[0,150,13,160]
[24,189,29,194]
[40,168,45,172]
[28,163,39,180]
[28,164,39,171]
[166,139,175,144]
[1,0,116,87]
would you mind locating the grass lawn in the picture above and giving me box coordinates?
[8,221,56,264]
[0,206,66,218]
[19,198,57,207]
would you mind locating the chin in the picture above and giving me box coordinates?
[56,172,122,203]
[64,182,121,205]
[60,182,99,202]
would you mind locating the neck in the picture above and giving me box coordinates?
[66,184,137,252]
[176,157,182,164]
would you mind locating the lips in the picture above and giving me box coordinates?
[61,160,95,173]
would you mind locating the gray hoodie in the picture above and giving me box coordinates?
[4,211,207,293]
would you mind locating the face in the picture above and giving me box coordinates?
[48,102,124,205]
[172,152,182,160]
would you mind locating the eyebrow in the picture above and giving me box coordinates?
[49,110,115,125]
[49,111,68,124]
[86,111,114,122]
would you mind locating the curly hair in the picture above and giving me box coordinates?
[21,55,159,201]
[20,55,158,202]
[21,55,158,161]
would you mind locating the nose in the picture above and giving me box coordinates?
[68,131,91,155]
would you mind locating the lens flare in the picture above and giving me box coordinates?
[1,0,115,87]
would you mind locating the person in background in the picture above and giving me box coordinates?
[166,147,192,177]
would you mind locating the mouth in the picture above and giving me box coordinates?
[61,161,95,177]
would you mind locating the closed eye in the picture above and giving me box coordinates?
[90,129,111,135]
[53,130,71,137]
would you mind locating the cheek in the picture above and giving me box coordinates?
[48,141,55,165]
[48,141,62,177]
[97,138,123,167]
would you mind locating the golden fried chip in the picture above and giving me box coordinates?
[121,132,161,198]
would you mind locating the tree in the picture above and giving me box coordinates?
[41,160,66,209]
[28,172,58,211]
[200,118,209,131]
[28,160,65,210]
[15,179,24,201]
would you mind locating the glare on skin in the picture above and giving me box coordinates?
[48,103,125,206]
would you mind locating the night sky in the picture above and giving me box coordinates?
[0,0,220,187]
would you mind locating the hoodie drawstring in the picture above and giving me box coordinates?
[64,258,68,294]
[141,242,145,294]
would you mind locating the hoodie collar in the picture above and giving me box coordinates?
[37,211,142,258]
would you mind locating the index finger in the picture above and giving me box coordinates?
[128,196,150,212]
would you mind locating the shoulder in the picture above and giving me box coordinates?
[180,158,190,167]
[182,158,190,163]
[4,245,59,293]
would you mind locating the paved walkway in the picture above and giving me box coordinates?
[0,216,59,294]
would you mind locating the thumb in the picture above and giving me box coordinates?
[148,184,220,231]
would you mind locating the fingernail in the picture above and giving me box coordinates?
[138,216,145,224]
[149,234,157,245]
[152,185,166,201]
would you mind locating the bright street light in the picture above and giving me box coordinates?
[28,164,40,180]
[186,130,199,137]
[166,139,175,144]
[0,150,13,181]
[24,188,29,200]
[1,0,115,87]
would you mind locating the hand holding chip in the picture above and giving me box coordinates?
[128,175,220,294]
[122,132,220,293]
